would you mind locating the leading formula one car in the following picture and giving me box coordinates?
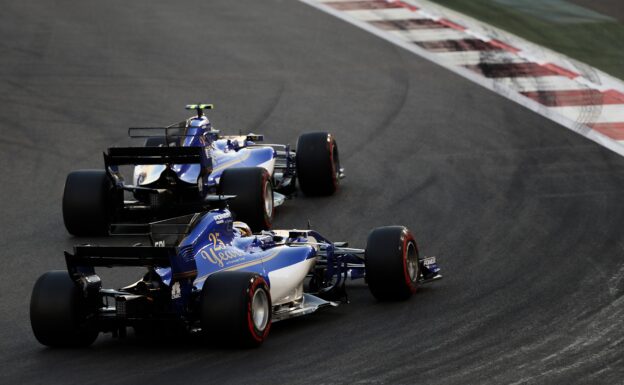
[30,202,442,348]
[62,104,344,236]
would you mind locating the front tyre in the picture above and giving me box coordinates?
[296,132,340,196]
[62,170,119,236]
[365,226,420,301]
[30,271,99,347]
[218,167,273,232]
[200,272,271,348]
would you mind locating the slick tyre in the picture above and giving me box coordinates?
[200,272,271,348]
[365,226,420,301]
[296,132,340,196]
[30,271,98,348]
[218,167,273,232]
[62,170,119,236]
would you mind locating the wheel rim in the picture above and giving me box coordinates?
[406,242,418,283]
[251,288,269,331]
[263,181,273,219]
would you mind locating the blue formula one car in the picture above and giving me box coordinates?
[62,104,344,236]
[30,203,442,348]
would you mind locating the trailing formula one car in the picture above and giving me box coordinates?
[62,104,344,235]
[30,203,442,348]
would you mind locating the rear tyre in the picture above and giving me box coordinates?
[218,167,273,232]
[62,170,119,236]
[30,271,99,348]
[200,272,271,348]
[365,226,420,301]
[296,132,340,196]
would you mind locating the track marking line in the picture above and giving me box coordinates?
[521,90,624,107]
[432,50,527,66]
[369,18,448,30]
[550,105,624,124]
[589,123,624,141]
[386,28,468,42]
[494,76,587,92]
[325,0,404,10]
[342,8,424,21]
[300,0,624,156]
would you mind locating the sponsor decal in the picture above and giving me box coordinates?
[200,232,246,268]
[213,212,231,224]
[423,256,437,267]
[154,240,166,247]
[201,247,247,268]
[208,232,226,249]
[194,249,281,285]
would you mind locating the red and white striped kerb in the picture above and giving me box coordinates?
[303,0,624,152]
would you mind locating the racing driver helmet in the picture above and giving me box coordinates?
[233,221,253,237]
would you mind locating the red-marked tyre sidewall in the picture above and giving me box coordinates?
[246,276,271,344]
[401,230,419,294]
[200,271,272,348]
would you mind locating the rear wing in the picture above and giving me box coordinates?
[127,125,187,141]
[110,213,201,241]
[127,126,219,142]
[64,214,200,275]
[64,245,175,286]
[104,146,203,166]
[65,246,175,268]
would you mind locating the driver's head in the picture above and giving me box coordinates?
[233,221,252,237]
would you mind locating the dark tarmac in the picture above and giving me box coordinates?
[1,0,623,383]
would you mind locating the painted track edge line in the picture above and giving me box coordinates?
[404,0,624,94]
[298,0,624,158]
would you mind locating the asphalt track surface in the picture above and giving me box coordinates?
[1,0,623,384]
